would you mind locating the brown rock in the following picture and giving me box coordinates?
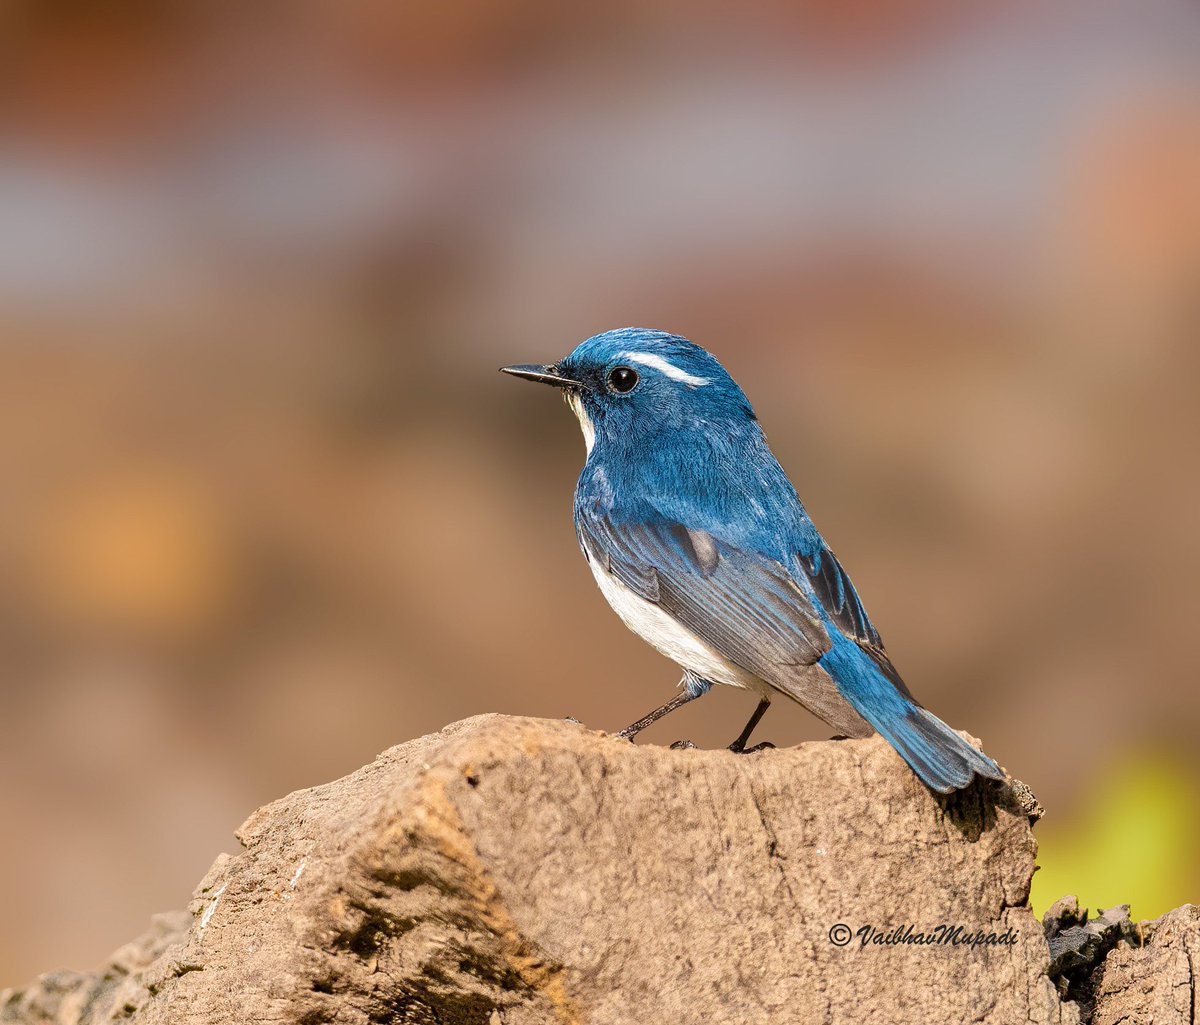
[0,715,1086,1024]
[1091,905,1200,1025]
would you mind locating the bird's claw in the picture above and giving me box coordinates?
[729,740,775,754]
[563,716,583,725]
[669,739,697,750]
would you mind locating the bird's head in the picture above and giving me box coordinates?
[501,328,755,454]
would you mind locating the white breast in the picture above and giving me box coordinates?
[587,558,765,693]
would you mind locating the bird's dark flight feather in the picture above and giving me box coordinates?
[798,548,915,701]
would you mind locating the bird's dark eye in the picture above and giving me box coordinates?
[608,366,639,393]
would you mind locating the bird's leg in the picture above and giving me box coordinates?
[617,687,701,741]
[728,697,772,753]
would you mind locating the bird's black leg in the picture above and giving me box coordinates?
[728,697,772,753]
[617,688,700,741]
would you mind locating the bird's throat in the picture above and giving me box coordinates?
[564,390,596,454]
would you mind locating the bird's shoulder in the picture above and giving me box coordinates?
[573,479,814,618]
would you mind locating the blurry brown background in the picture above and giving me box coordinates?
[2,0,1199,984]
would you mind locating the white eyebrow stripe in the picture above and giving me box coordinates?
[620,352,711,387]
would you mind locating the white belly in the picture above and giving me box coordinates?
[588,558,766,692]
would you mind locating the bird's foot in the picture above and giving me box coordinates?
[563,716,583,725]
[669,739,697,750]
[728,740,775,754]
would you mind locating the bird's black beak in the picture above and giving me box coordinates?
[499,364,588,390]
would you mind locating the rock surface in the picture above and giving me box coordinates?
[1091,904,1200,1025]
[0,715,1193,1024]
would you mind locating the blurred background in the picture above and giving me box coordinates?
[2,0,1199,984]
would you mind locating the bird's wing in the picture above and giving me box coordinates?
[796,547,915,700]
[576,510,831,676]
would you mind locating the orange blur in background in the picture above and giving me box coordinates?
[2,0,1199,984]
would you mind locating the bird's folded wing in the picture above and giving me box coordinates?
[795,547,914,700]
[576,511,831,675]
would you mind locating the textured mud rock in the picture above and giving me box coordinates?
[1,715,1192,1024]
[1091,904,1200,1025]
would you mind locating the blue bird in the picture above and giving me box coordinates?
[501,328,1004,793]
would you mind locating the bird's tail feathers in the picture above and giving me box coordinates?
[820,641,1005,793]
[874,705,1005,794]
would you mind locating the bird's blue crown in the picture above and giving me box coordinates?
[556,328,756,436]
